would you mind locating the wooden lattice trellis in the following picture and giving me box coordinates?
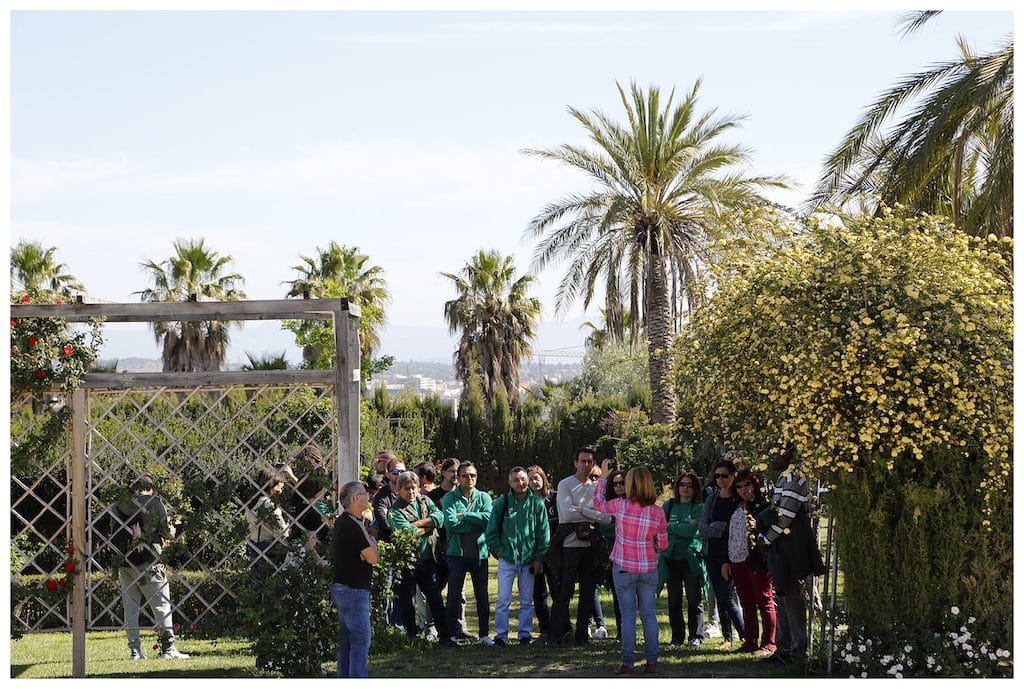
[9,298,360,677]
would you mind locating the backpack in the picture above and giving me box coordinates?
[111,504,155,567]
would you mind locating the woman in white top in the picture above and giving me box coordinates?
[246,466,290,572]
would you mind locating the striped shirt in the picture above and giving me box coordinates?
[763,469,809,545]
[592,477,667,573]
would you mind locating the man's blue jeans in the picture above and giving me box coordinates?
[494,559,535,641]
[445,555,490,639]
[330,583,371,678]
[611,564,660,667]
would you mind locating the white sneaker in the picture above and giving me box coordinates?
[478,636,494,646]
[593,626,608,640]
[160,646,190,659]
[129,649,145,661]
[705,623,721,638]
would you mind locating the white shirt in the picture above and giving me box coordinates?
[556,474,612,548]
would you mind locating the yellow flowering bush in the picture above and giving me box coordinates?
[675,206,1012,492]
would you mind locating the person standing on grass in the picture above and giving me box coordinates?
[331,481,378,678]
[548,448,611,646]
[699,457,746,649]
[593,461,667,676]
[428,457,471,640]
[527,464,557,641]
[724,469,775,656]
[372,454,405,627]
[661,471,707,647]
[596,469,626,640]
[388,471,453,645]
[442,460,494,645]
[485,465,550,645]
[113,474,189,660]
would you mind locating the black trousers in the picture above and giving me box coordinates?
[397,561,449,639]
[665,557,705,642]
[549,546,600,642]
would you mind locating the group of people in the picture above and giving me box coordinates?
[332,447,825,678]
[108,445,823,679]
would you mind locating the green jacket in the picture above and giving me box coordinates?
[484,491,550,564]
[657,499,708,592]
[388,495,443,563]
[441,487,493,559]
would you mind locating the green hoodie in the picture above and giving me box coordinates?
[484,490,550,564]
[388,495,444,562]
[441,487,493,559]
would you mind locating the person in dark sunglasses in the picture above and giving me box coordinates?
[370,454,406,628]
[660,471,707,647]
[698,457,746,648]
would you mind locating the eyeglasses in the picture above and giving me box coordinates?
[714,473,731,479]
[734,482,752,489]
[612,480,625,486]
[678,482,695,488]
[459,473,477,479]
[577,459,595,465]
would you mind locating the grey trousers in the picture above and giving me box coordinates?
[119,564,175,651]
[773,576,807,658]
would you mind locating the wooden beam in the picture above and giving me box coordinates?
[10,298,360,323]
[334,307,361,486]
[81,369,338,389]
[70,389,87,678]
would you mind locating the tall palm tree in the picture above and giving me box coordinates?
[242,351,289,370]
[10,240,84,295]
[810,12,1013,238]
[136,238,246,372]
[284,242,390,365]
[524,80,789,423]
[442,250,540,411]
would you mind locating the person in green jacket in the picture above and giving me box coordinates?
[660,471,708,647]
[441,461,494,644]
[485,465,551,645]
[388,471,453,645]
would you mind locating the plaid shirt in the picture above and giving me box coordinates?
[593,477,667,573]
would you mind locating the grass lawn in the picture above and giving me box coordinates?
[11,559,805,678]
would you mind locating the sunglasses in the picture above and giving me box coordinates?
[459,473,477,479]
[678,482,695,488]
[612,480,625,486]
[734,482,752,489]
[389,469,403,475]
[714,473,731,479]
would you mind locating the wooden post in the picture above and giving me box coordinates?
[70,389,87,677]
[333,300,361,487]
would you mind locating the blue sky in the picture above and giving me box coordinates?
[8,8,1014,363]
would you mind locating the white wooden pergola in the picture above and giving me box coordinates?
[10,298,360,677]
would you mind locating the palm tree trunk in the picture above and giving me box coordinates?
[644,244,676,425]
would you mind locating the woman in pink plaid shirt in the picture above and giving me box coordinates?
[593,459,668,676]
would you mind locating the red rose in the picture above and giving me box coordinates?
[66,545,75,555]
[64,346,74,356]
[55,299,63,305]
[44,579,58,591]
[59,577,67,587]
[34,371,46,379]
[20,295,30,303]
[28,337,38,347]
[10,320,15,328]
[65,561,75,573]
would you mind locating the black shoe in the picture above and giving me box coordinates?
[440,638,458,647]
[669,638,684,647]
[762,651,792,664]
[455,631,477,641]
[494,637,507,646]
[519,637,533,645]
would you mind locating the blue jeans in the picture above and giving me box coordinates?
[445,555,490,638]
[494,559,535,641]
[330,583,371,678]
[708,559,745,642]
[611,564,659,667]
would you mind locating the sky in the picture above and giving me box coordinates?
[7,6,1015,364]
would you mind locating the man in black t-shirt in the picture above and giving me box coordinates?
[331,481,378,678]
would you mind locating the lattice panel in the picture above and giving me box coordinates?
[10,383,337,633]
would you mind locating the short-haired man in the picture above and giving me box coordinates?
[548,448,612,645]
[113,475,189,660]
[485,466,550,645]
[442,461,494,645]
[371,455,406,544]
[331,481,378,678]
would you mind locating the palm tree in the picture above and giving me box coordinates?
[283,242,390,365]
[442,250,540,411]
[524,80,789,423]
[10,240,84,295]
[136,238,246,372]
[242,351,289,370]
[810,12,1013,238]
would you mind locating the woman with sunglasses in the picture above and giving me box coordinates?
[527,465,556,640]
[595,469,626,639]
[698,457,746,649]
[661,472,707,646]
[723,469,775,656]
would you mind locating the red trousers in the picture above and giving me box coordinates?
[731,559,776,651]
